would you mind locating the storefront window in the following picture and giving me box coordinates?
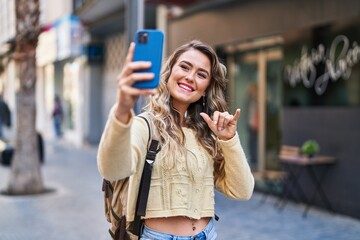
[283,17,360,107]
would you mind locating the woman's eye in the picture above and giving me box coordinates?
[180,64,189,70]
[198,73,207,79]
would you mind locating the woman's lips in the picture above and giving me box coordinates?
[178,83,194,92]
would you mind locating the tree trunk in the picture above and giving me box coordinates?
[7,0,44,195]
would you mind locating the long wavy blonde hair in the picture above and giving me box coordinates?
[144,40,228,184]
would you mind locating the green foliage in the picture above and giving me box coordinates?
[301,139,320,156]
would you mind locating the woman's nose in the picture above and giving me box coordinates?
[185,72,195,82]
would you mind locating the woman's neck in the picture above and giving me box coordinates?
[172,105,188,127]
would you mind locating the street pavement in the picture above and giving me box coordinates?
[1,139,360,240]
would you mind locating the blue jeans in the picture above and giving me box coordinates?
[53,115,62,137]
[140,218,217,240]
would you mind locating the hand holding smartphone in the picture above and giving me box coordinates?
[132,29,164,89]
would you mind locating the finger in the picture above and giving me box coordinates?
[200,112,217,133]
[123,61,152,76]
[232,109,241,122]
[200,112,212,125]
[223,114,233,127]
[213,111,220,125]
[121,85,156,97]
[125,42,135,64]
[123,72,154,87]
[217,113,226,131]
[132,72,154,81]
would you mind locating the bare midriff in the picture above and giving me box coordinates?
[144,216,211,236]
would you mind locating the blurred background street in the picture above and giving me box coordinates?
[1,140,360,240]
[1,0,360,239]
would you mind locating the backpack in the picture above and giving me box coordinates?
[102,115,160,240]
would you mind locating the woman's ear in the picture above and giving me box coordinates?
[202,95,208,113]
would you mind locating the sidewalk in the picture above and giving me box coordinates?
[1,140,360,240]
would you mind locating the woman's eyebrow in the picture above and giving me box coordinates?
[180,60,210,76]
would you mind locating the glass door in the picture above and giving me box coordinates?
[231,52,259,171]
[227,40,283,173]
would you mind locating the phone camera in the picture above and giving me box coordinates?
[138,32,148,44]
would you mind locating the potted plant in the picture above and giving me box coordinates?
[301,139,320,157]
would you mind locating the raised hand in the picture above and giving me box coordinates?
[115,42,156,123]
[200,109,241,141]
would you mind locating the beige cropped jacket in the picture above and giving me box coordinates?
[97,106,254,221]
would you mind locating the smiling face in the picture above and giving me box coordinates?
[167,49,211,113]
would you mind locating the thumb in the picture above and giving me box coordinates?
[200,112,213,126]
[200,112,218,134]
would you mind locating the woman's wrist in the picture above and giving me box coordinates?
[115,107,131,124]
[218,132,236,141]
[218,132,237,142]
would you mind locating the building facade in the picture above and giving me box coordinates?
[0,0,16,140]
[165,0,360,219]
[0,0,86,144]
[73,0,161,144]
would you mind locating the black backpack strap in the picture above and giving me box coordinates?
[131,115,160,236]
[138,115,152,149]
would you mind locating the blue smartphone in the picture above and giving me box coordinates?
[132,29,164,89]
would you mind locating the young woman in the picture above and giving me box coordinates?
[97,40,254,240]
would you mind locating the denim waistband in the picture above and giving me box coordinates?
[141,217,217,240]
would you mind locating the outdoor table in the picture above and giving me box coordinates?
[278,154,336,217]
